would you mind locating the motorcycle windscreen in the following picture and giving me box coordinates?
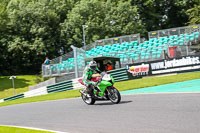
[102,74,111,80]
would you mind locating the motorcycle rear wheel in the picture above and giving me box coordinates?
[81,93,95,105]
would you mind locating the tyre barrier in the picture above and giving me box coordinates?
[107,68,129,82]
[47,80,73,93]
[4,94,24,102]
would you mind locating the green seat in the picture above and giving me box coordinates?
[174,41,179,46]
[145,53,150,59]
[104,45,111,49]
[165,38,170,42]
[141,56,145,60]
[178,39,184,45]
[51,66,56,72]
[190,36,194,40]
[102,53,109,56]
[130,41,138,46]
[149,38,157,42]
[127,42,134,48]
[158,43,164,47]
[157,49,163,54]
[155,40,159,43]
[169,35,175,39]
[132,46,138,49]
[141,53,146,59]
[153,43,159,47]
[152,54,157,58]
[134,55,139,60]
[69,66,73,70]
[186,35,190,40]
[139,43,144,47]
[63,63,68,70]
[144,41,149,45]
[157,53,161,58]
[96,46,103,50]
[112,43,119,48]
[143,44,148,48]
[194,32,199,38]
[149,42,154,46]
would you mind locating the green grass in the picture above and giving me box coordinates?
[0,126,53,133]
[0,75,41,99]
[0,72,200,107]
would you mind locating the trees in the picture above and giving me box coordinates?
[131,0,200,32]
[0,0,78,75]
[0,0,10,75]
[0,0,199,75]
[187,4,200,25]
[186,2,200,49]
[61,0,146,48]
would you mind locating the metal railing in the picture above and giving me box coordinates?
[51,51,74,64]
[148,25,200,39]
[95,34,140,46]
[82,34,140,51]
[42,46,86,78]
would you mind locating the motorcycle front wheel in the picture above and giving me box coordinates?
[107,87,121,104]
[81,93,95,105]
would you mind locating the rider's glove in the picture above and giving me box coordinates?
[96,78,102,86]
[91,82,98,87]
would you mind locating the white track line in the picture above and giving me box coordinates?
[0,125,68,133]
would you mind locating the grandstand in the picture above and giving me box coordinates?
[42,25,200,80]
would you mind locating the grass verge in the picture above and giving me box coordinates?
[0,72,200,107]
[0,75,41,99]
[0,126,53,133]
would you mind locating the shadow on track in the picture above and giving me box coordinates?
[94,100,132,106]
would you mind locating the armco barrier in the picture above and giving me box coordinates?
[0,99,4,103]
[47,80,73,93]
[107,68,129,82]
[4,94,24,102]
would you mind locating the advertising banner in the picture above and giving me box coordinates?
[126,55,200,78]
[150,55,200,75]
[126,63,151,79]
[126,64,149,76]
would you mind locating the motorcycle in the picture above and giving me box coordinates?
[79,72,121,105]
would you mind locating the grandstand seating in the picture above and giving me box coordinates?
[50,31,200,72]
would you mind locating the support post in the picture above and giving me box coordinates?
[71,45,78,78]
[9,76,16,95]
[82,25,88,50]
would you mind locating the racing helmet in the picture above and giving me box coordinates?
[89,61,97,70]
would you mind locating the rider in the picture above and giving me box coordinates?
[82,61,101,97]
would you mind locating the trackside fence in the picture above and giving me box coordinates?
[47,80,73,93]
[107,68,129,82]
[4,94,24,102]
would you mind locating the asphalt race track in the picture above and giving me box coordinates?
[0,93,200,133]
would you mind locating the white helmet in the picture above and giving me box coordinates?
[89,61,97,70]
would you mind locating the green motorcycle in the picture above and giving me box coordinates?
[79,72,121,105]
